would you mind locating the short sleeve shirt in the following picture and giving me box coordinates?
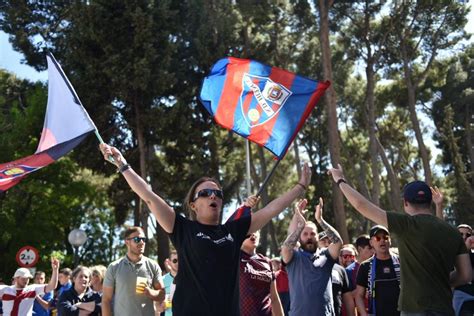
[387,212,468,314]
[239,251,275,316]
[169,214,251,316]
[0,284,45,316]
[103,255,162,316]
[286,248,336,316]
[331,263,350,316]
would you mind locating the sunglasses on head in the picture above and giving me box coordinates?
[374,235,389,241]
[127,236,148,243]
[193,189,223,201]
[171,258,178,264]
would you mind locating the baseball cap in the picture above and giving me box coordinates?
[403,180,432,204]
[369,225,389,238]
[13,268,33,279]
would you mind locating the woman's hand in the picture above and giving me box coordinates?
[99,143,127,168]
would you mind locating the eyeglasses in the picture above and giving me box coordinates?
[171,258,178,264]
[341,254,355,259]
[374,235,389,241]
[126,237,148,243]
[193,189,223,201]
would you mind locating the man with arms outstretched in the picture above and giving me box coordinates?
[328,165,472,316]
[281,198,343,316]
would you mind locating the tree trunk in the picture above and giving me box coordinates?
[134,101,149,233]
[366,63,380,206]
[465,105,474,187]
[318,0,349,243]
[399,38,432,184]
[376,137,402,212]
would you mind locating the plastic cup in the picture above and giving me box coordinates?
[136,276,148,294]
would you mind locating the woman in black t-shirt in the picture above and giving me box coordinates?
[100,144,311,316]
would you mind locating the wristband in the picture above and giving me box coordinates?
[336,178,347,187]
[118,163,131,173]
[296,183,307,191]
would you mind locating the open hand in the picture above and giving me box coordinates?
[299,162,312,188]
[430,186,443,205]
[315,197,324,223]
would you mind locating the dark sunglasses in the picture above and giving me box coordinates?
[171,258,178,264]
[193,189,223,201]
[375,235,389,241]
[127,236,148,243]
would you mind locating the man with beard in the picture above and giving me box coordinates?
[0,259,59,316]
[282,198,343,316]
[103,226,165,316]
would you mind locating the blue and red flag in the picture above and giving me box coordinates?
[199,57,330,159]
[0,54,96,192]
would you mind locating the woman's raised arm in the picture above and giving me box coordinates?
[100,144,176,233]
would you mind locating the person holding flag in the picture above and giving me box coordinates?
[99,143,311,316]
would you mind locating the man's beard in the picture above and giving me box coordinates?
[301,240,318,253]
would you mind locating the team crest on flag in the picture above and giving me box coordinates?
[200,57,330,159]
[240,73,292,127]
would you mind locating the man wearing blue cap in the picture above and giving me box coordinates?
[328,165,472,316]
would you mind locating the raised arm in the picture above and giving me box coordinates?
[248,163,311,234]
[430,186,444,220]
[328,164,387,227]
[44,258,59,293]
[100,144,176,233]
[315,197,342,260]
[281,199,308,264]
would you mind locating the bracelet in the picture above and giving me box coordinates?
[296,183,307,191]
[336,178,347,187]
[118,163,131,173]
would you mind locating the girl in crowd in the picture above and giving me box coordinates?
[100,143,311,316]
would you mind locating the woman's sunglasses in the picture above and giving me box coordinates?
[193,189,223,202]
[126,236,148,243]
[374,235,389,242]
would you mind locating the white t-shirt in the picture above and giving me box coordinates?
[0,284,45,316]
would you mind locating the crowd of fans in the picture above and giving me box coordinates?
[0,148,472,316]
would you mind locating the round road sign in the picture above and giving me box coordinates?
[16,246,39,268]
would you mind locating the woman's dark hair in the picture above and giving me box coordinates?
[184,177,222,220]
[72,266,91,282]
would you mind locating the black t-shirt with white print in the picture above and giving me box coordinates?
[169,213,251,316]
[357,256,400,316]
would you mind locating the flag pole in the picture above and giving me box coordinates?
[256,158,281,197]
[245,140,252,196]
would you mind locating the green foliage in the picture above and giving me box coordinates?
[0,0,472,263]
